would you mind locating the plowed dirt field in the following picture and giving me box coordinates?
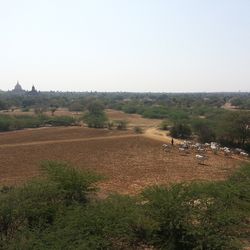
[0,126,244,195]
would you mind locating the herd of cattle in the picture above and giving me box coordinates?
[162,141,249,165]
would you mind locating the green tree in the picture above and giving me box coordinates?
[170,123,192,139]
[217,112,250,146]
[83,101,108,128]
[192,119,216,143]
[0,100,7,110]
[160,119,170,130]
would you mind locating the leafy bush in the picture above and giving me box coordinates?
[1,162,250,249]
[84,112,108,128]
[107,121,114,130]
[133,126,143,134]
[35,195,144,249]
[45,116,76,126]
[68,102,84,112]
[141,174,249,249]
[21,107,30,112]
[83,101,108,128]
[160,119,170,130]
[191,119,216,143]
[0,114,77,132]
[0,115,46,131]
[142,106,169,119]
[0,116,11,131]
[115,120,128,130]
[41,161,103,204]
[0,161,102,248]
[0,100,8,110]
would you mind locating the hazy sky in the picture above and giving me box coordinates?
[0,0,249,92]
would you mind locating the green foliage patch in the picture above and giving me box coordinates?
[1,162,250,249]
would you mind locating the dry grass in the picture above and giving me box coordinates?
[0,126,131,145]
[106,109,160,129]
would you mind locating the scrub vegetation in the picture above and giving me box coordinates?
[0,161,250,249]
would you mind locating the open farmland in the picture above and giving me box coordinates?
[0,125,244,195]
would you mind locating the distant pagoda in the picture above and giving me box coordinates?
[29,85,38,95]
[12,81,25,94]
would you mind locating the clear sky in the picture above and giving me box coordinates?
[0,0,249,92]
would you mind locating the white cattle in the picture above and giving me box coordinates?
[240,152,249,157]
[196,154,208,165]
[162,144,170,152]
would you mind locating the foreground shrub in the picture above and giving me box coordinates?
[141,175,249,250]
[0,161,102,248]
[41,161,103,204]
[1,163,250,249]
[32,195,146,249]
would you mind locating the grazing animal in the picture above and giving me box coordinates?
[197,147,206,153]
[179,147,190,155]
[162,144,170,152]
[179,147,186,152]
[234,148,243,155]
[211,143,219,154]
[223,147,231,157]
[181,143,189,149]
[196,154,208,165]
[240,152,249,157]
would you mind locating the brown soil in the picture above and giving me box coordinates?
[0,126,244,196]
[0,126,131,145]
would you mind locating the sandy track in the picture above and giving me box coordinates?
[0,134,140,148]
[143,127,183,144]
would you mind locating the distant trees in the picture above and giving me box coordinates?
[0,100,7,110]
[217,112,250,147]
[142,106,169,119]
[49,106,58,116]
[83,101,108,128]
[192,119,216,143]
[0,114,77,132]
[170,123,192,139]
[0,90,249,149]
[160,120,169,130]
[68,102,84,112]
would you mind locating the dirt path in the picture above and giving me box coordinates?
[143,127,183,144]
[222,102,238,111]
[0,134,140,148]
